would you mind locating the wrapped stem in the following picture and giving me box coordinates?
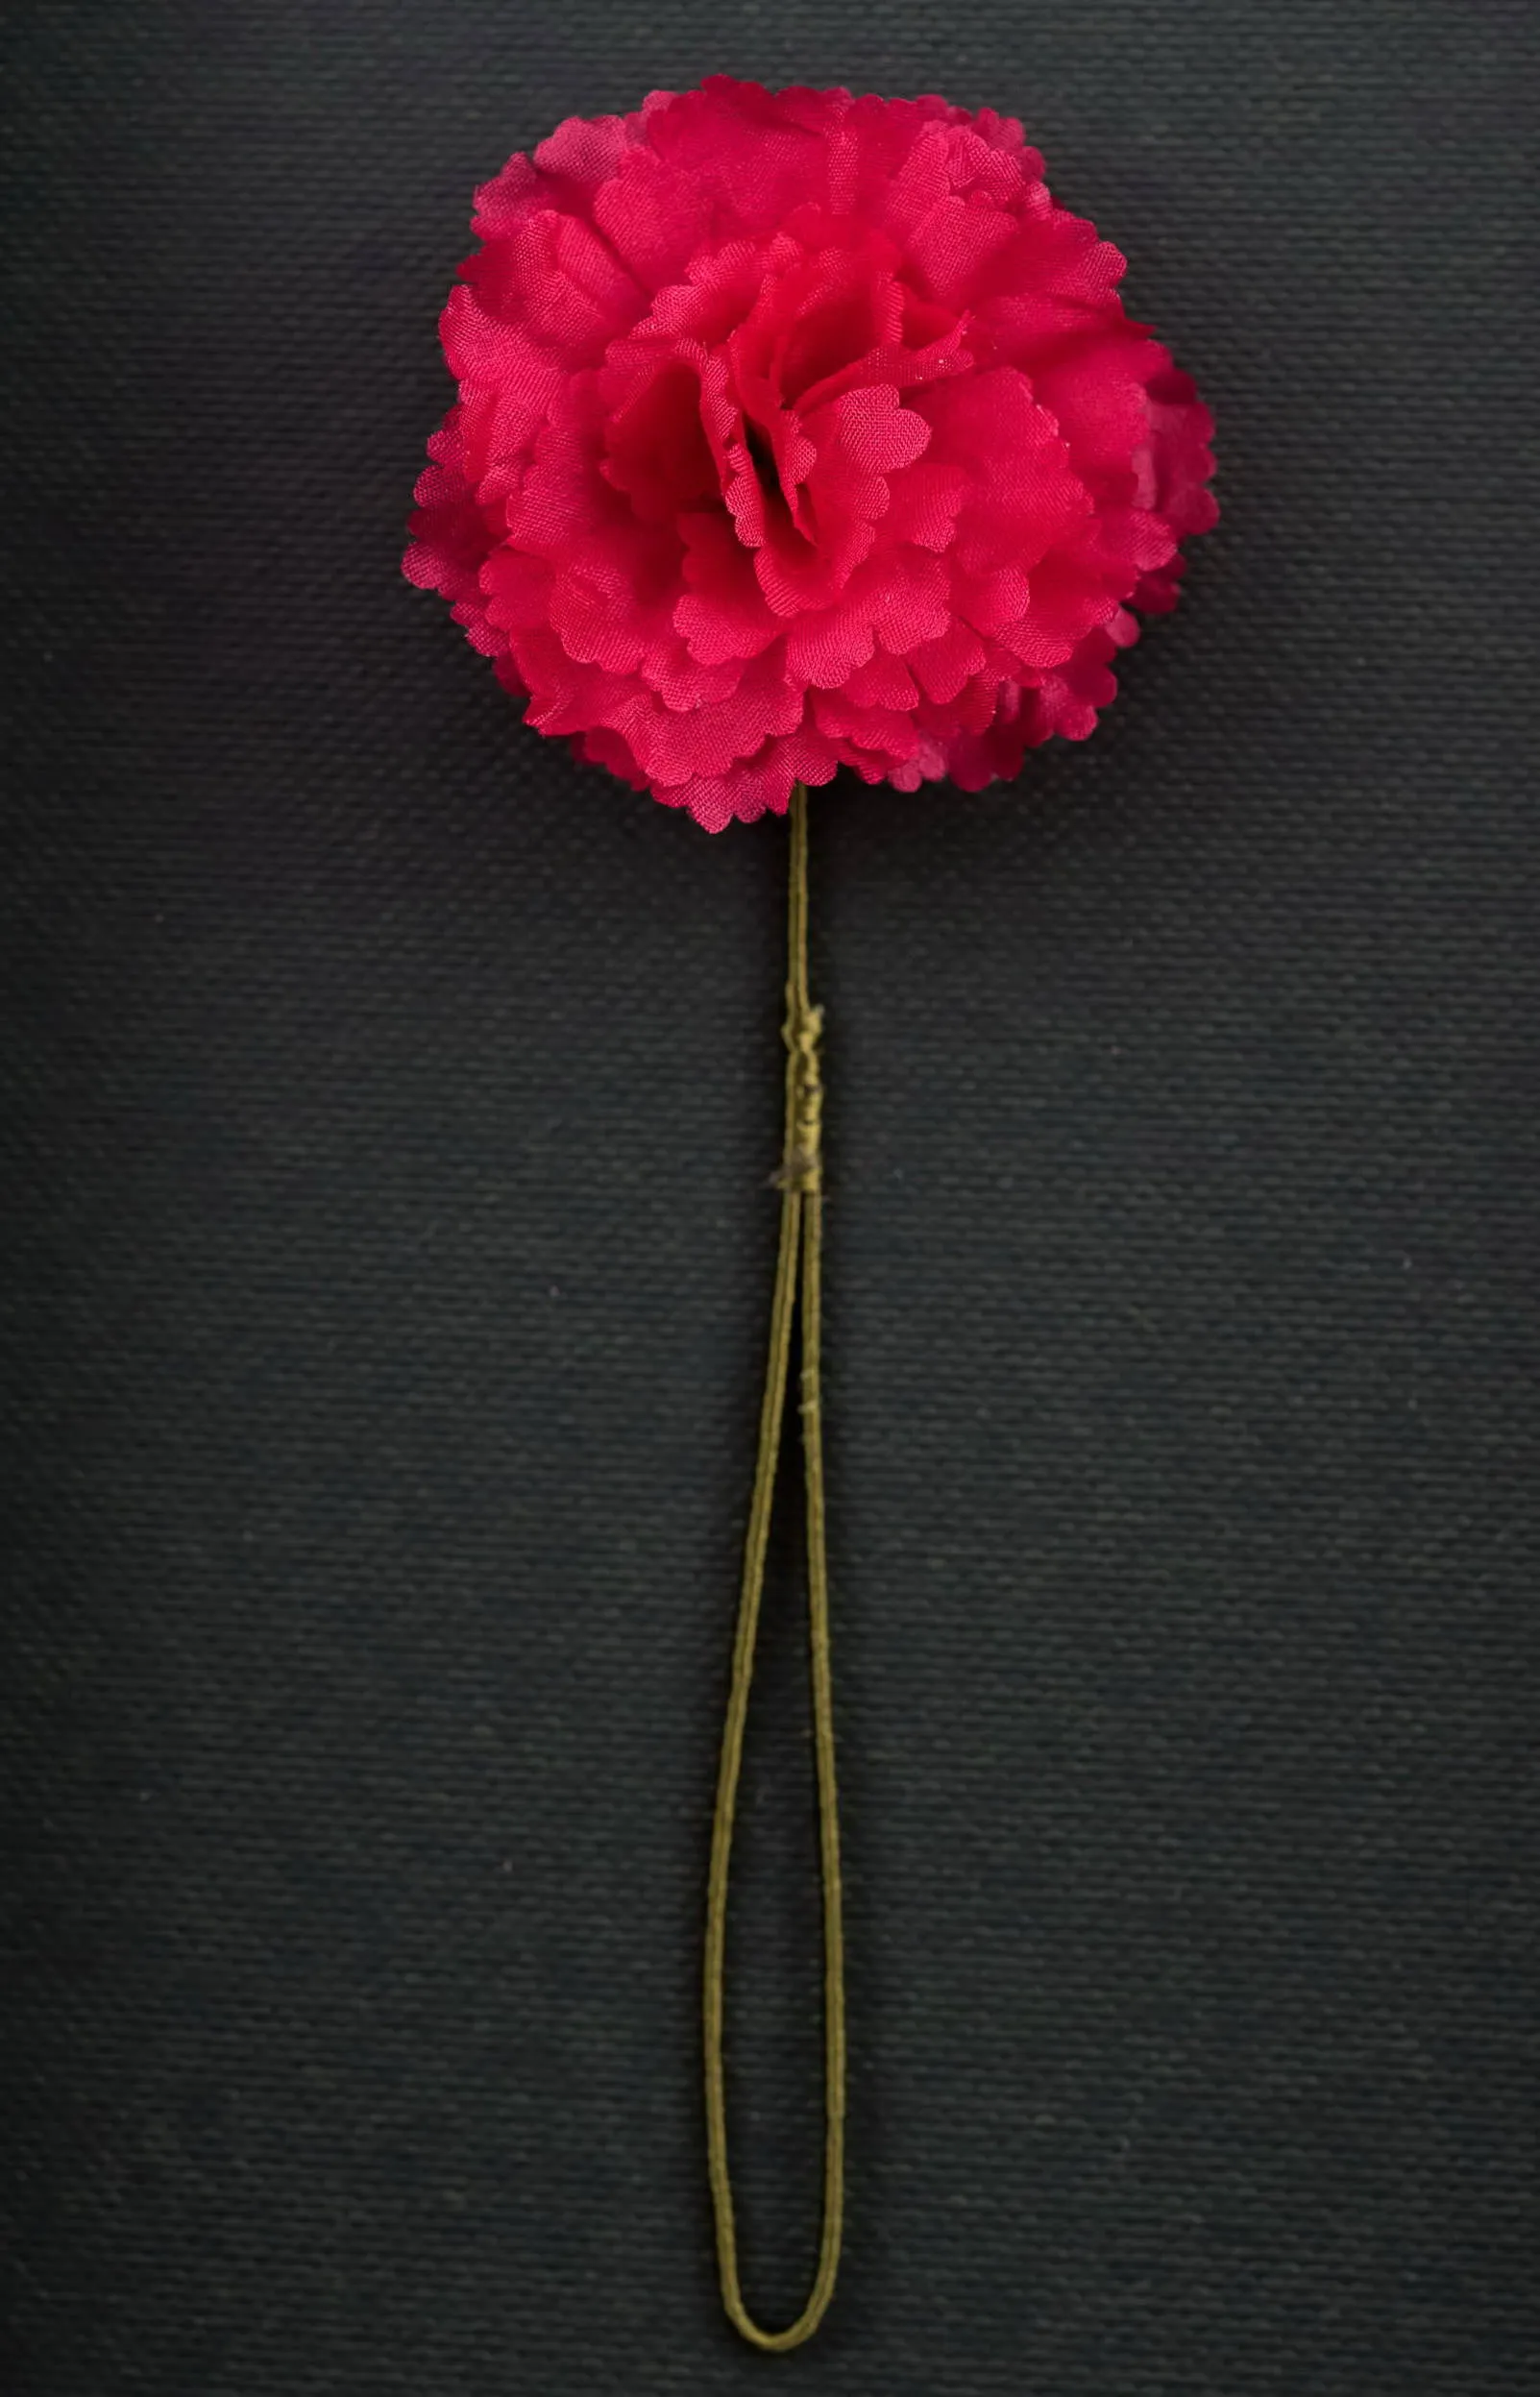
[702,783,845,2352]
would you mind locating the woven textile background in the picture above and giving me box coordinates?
[3,5,1537,2392]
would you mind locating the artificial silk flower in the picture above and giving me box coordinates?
[405,76,1215,2353]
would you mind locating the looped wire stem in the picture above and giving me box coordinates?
[702,781,845,2353]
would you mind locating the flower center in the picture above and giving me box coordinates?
[741,416,782,503]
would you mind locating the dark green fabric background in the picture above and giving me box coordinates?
[4,4,1537,2391]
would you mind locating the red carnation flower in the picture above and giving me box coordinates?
[404,78,1216,830]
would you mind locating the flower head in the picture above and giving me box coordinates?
[405,79,1216,829]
